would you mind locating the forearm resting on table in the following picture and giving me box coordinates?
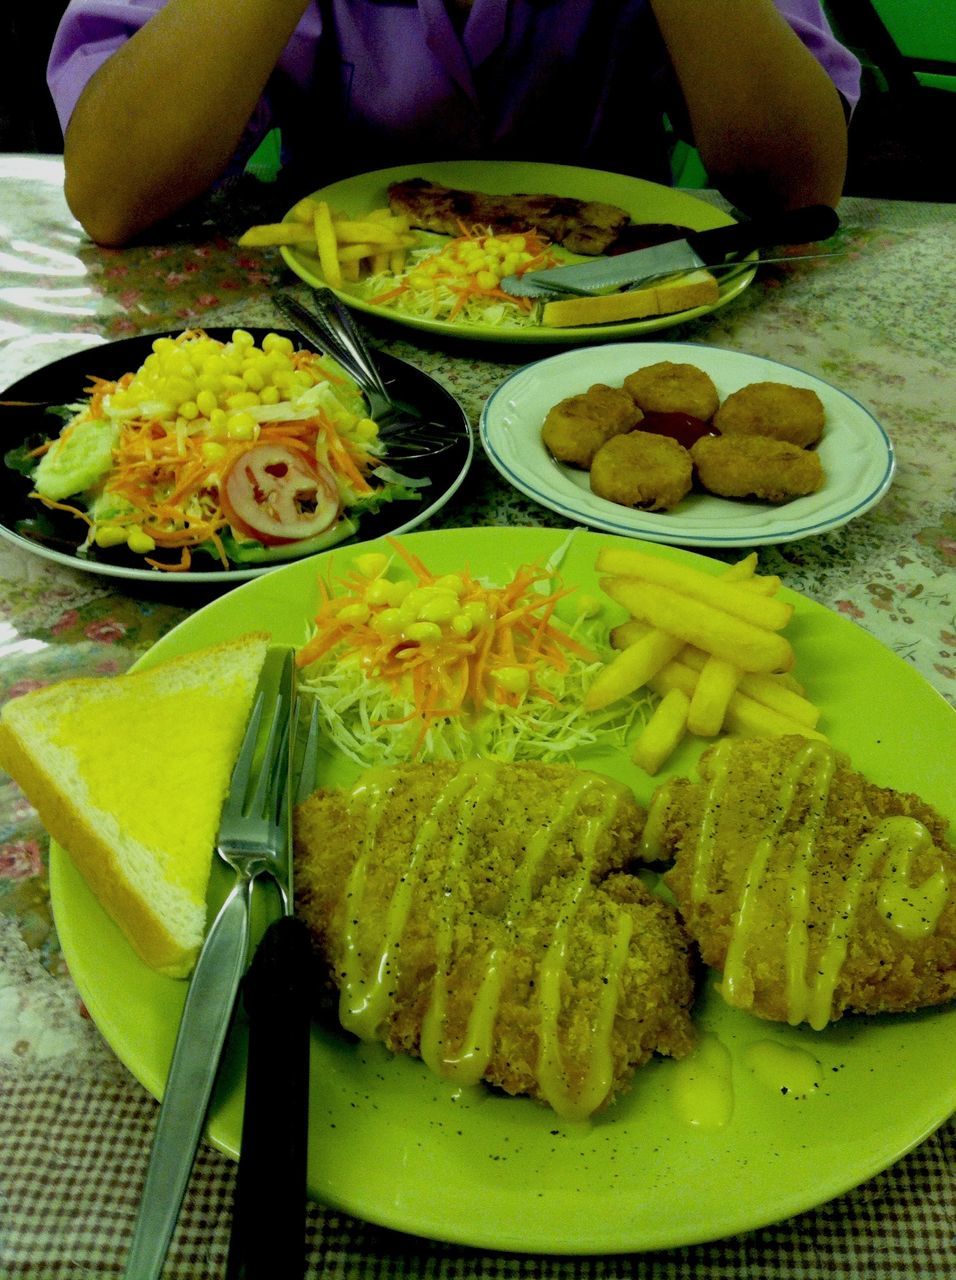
[63,0,311,246]
[649,0,848,212]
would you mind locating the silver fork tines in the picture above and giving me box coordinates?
[274,289,458,461]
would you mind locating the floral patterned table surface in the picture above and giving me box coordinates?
[0,155,953,1278]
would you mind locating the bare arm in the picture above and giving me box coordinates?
[649,0,848,211]
[63,0,311,245]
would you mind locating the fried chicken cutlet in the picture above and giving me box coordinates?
[646,736,956,1030]
[295,761,696,1119]
[387,178,630,255]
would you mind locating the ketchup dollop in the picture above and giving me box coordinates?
[639,412,717,450]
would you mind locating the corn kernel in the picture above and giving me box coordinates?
[338,602,371,625]
[354,418,378,441]
[226,412,258,440]
[386,579,413,605]
[127,528,157,554]
[178,400,200,421]
[451,612,474,637]
[493,666,530,695]
[364,579,394,606]
[406,621,442,644]
[373,607,404,635]
[259,385,281,405]
[355,552,390,579]
[262,332,294,355]
[434,574,464,596]
[151,337,175,355]
[196,389,218,418]
[476,269,498,289]
[465,600,490,627]
[226,391,261,411]
[242,367,265,392]
[417,592,459,624]
[93,524,129,548]
[231,329,255,348]
[201,441,227,461]
[209,408,228,433]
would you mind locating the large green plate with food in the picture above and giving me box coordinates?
[279,161,756,344]
[49,527,955,1253]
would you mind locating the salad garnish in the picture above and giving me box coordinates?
[296,539,649,764]
[18,329,423,571]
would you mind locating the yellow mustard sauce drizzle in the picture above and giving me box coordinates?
[690,738,733,904]
[419,761,502,1084]
[783,746,837,1026]
[804,814,937,1030]
[669,1032,734,1129]
[720,742,826,1009]
[340,765,479,1038]
[340,768,395,1038]
[876,818,948,940]
[742,1040,821,1099]
[535,779,626,1121]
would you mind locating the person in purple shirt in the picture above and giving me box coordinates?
[48,0,861,246]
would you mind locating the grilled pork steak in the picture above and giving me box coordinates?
[387,177,630,255]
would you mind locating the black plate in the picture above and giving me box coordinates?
[0,328,473,584]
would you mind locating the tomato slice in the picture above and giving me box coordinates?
[220,444,340,546]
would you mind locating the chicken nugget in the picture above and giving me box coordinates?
[714,381,824,447]
[623,361,719,422]
[691,434,824,503]
[590,430,693,511]
[650,736,956,1029]
[541,382,643,469]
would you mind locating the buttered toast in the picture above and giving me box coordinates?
[0,633,270,977]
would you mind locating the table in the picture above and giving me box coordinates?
[0,154,953,1278]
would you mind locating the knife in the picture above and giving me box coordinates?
[225,694,320,1280]
[500,204,840,298]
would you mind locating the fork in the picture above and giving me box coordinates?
[274,288,459,461]
[122,646,295,1280]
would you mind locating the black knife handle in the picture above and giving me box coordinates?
[687,205,840,262]
[226,914,314,1280]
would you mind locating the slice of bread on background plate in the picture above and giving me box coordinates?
[540,269,720,328]
[0,632,270,978]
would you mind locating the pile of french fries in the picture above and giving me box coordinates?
[238,197,417,287]
[584,547,824,775]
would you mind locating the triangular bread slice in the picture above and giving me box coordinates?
[0,632,271,977]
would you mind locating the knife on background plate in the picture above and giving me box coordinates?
[500,204,840,298]
[225,695,319,1280]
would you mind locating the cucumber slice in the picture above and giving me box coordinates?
[33,416,119,501]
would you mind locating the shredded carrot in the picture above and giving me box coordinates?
[297,543,598,750]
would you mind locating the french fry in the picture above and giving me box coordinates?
[687,656,740,737]
[288,196,321,224]
[584,629,682,710]
[313,200,342,288]
[649,659,826,741]
[677,647,820,727]
[236,223,316,247]
[601,577,795,674]
[632,689,690,775]
[596,546,793,632]
[333,218,411,244]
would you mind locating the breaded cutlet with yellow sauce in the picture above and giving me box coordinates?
[645,736,956,1029]
[294,761,696,1120]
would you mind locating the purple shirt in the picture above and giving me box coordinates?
[48,0,861,187]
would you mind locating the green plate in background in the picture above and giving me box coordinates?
[50,527,956,1253]
[279,161,755,344]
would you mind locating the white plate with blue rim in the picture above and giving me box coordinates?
[479,342,895,548]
